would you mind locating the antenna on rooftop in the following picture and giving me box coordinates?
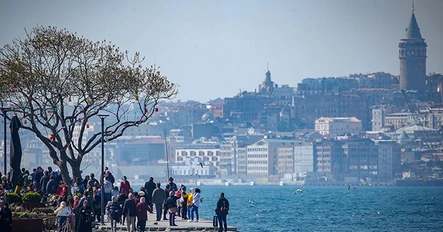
[267,62,269,71]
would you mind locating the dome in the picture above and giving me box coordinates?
[201,113,214,121]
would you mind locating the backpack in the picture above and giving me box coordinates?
[219,199,229,214]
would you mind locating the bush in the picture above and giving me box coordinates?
[12,212,38,219]
[22,192,42,203]
[32,206,56,214]
[6,192,22,204]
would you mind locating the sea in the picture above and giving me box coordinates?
[172,185,443,232]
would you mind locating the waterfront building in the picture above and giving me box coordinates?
[374,140,402,180]
[246,138,289,178]
[174,142,221,174]
[341,139,378,180]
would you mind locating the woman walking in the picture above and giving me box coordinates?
[54,201,71,232]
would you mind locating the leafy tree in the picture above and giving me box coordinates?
[0,26,177,184]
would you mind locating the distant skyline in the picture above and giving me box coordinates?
[1,0,442,102]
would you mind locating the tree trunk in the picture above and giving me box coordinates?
[70,159,82,182]
[55,159,71,186]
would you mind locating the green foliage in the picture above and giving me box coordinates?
[6,192,21,204]
[32,206,56,214]
[22,192,42,203]
[12,212,39,219]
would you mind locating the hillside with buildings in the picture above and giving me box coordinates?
[1,7,442,186]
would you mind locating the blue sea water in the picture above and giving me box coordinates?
[190,185,443,232]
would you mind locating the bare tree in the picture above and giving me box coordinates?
[0,26,177,184]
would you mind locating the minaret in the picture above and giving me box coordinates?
[399,2,427,93]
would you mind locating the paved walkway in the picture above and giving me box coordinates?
[94,215,237,231]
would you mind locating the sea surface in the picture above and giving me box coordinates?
[182,185,443,232]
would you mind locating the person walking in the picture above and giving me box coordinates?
[144,177,156,209]
[215,192,230,232]
[136,197,153,232]
[107,196,122,232]
[151,182,165,222]
[54,201,71,232]
[74,200,92,232]
[123,193,137,232]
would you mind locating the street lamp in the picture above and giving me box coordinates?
[1,107,11,176]
[97,114,109,225]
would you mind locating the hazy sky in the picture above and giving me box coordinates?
[1,0,442,102]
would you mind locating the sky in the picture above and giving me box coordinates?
[1,0,442,102]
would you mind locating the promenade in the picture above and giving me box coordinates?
[94,215,237,232]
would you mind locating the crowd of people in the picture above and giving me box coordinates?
[0,166,230,232]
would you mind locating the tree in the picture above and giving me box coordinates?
[0,26,177,185]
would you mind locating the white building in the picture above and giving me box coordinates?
[293,141,314,178]
[372,105,386,131]
[174,143,221,174]
[315,117,362,137]
[246,139,289,177]
[171,157,215,177]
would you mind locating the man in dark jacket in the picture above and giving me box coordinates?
[123,193,137,232]
[215,192,230,232]
[32,167,43,192]
[46,175,58,194]
[163,177,177,220]
[0,201,13,232]
[151,182,165,222]
[39,171,50,194]
[144,177,156,208]
[75,199,92,232]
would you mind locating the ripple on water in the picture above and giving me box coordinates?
[192,185,443,232]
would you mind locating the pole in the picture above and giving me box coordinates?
[1,108,10,176]
[3,109,6,175]
[164,129,170,179]
[98,114,108,225]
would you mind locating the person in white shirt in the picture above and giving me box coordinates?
[104,176,113,203]
[54,201,71,232]
[191,188,201,222]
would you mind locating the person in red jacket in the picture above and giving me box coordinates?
[136,197,152,232]
[120,176,131,196]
